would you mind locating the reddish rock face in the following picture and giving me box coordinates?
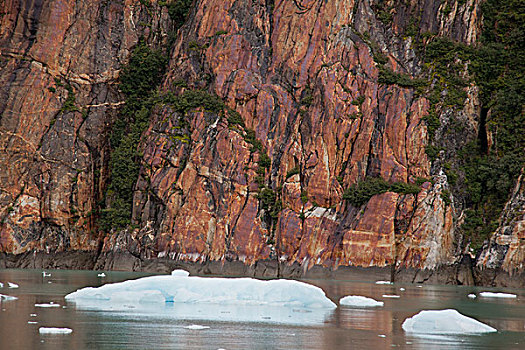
[1,0,496,273]
[0,0,169,253]
[130,0,473,270]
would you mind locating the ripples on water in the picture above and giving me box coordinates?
[0,269,524,349]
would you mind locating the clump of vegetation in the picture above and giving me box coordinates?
[165,0,193,29]
[100,39,167,231]
[378,66,427,89]
[60,84,79,112]
[351,96,365,106]
[300,190,308,204]
[285,166,300,180]
[343,177,421,207]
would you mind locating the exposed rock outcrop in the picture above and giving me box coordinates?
[1,0,521,285]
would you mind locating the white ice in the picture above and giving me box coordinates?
[65,274,336,325]
[35,303,60,308]
[399,288,406,291]
[28,321,38,324]
[468,294,477,299]
[171,269,190,277]
[184,324,210,330]
[39,327,73,334]
[375,281,392,285]
[98,273,106,277]
[0,294,18,301]
[7,282,19,288]
[65,275,336,309]
[402,309,496,334]
[479,292,516,298]
[339,295,384,308]
[42,272,51,277]
[382,294,400,298]
[0,282,3,288]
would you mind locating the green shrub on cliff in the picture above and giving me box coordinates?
[166,0,193,29]
[101,40,167,231]
[458,0,524,248]
[343,177,421,207]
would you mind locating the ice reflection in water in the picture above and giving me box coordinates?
[69,300,335,325]
[1,268,525,350]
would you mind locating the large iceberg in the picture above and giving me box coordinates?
[402,309,496,334]
[339,296,384,308]
[65,275,336,309]
[65,274,336,325]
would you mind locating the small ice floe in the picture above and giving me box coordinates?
[30,314,37,317]
[38,327,73,334]
[42,272,51,277]
[0,282,3,288]
[97,273,106,277]
[399,288,406,291]
[184,324,210,330]
[375,281,393,285]
[7,282,19,288]
[0,294,18,301]
[339,295,384,308]
[402,309,496,334]
[35,303,60,308]
[28,321,38,324]
[416,285,423,288]
[468,294,477,299]
[479,292,517,299]
[47,281,52,284]
[378,334,386,338]
[382,295,400,299]
[171,269,190,277]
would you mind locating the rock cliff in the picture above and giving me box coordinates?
[1,0,523,285]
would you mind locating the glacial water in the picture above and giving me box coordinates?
[0,268,524,349]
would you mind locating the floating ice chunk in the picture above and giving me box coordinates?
[402,309,496,334]
[28,321,38,324]
[35,303,60,308]
[39,327,72,334]
[65,275,336,309]
[42,272,51,277]
[0,282,3,288]
[30,314,37,317]
[97,273,106,277]
[184,324,209,330]
[378,334,386,338]
[399,288,406,291]
[479,292,516,299]
[382,295,400,298]
[468,294,477,299]
[7,282,19,288]
[171,269,190,277]
[375,281,392,285]
[0,294,18,301]
[339,295,384,308]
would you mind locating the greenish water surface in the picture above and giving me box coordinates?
[0,268,524,349]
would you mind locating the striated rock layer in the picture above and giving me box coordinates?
[0,0,170,253]
[128,0,467,271]
[1,0,521,284]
